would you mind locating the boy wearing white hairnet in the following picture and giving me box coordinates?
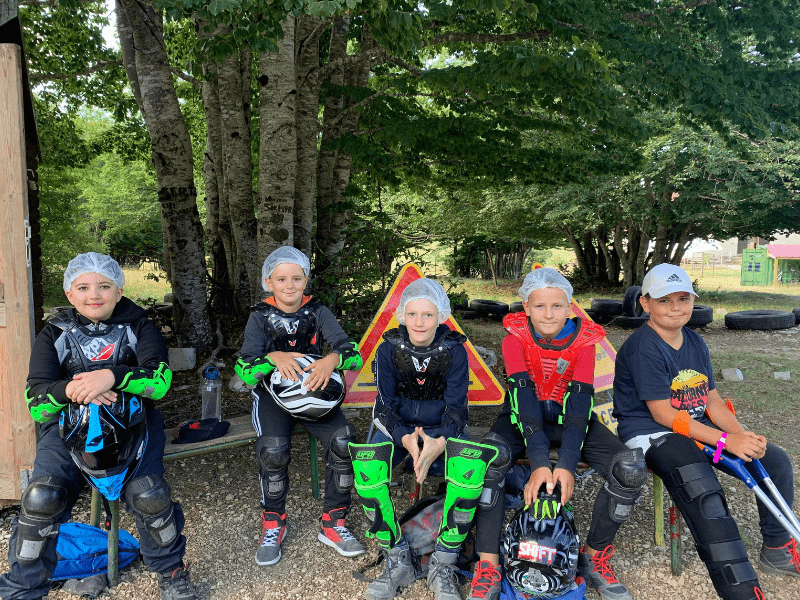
[468,268,646,600]
[0,252,199,600]
[348,278,499,600]
[235,246,365,567]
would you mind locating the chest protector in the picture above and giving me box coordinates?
[50,312,136,378]
[383,328,467,402]
[252,298,323,353]
[502,313,605,405]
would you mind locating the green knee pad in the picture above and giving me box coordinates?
[348,441,400,549]
[438,438,498,550]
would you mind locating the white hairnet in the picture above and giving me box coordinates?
[63,252,125,291]
[261,247,311,290]
[518,268,573,302]
[396,278,451,325]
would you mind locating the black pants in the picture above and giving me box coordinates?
[475,409,635,554]
[252,386,352,513]
[0,410,186,600]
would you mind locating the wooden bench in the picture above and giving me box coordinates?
[92,415,319,586]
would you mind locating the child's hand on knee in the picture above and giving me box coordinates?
[524,466,553,506]
[269,351,306,381]
[303,353,338,391]
[726,430,767,461]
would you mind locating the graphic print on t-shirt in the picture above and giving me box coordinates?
[669,369,708,419]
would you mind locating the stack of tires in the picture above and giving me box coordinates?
[590,286,715,329]
[468,299,510,321]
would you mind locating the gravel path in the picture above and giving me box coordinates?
[2,323,799,600]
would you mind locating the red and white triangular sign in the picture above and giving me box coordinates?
[344,263,505,407]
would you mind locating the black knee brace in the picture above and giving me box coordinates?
[124,475,178,547]
[257,436,291,505]
[16,477,68,563]
[652,435,760,599]
[603,448,647,524]
[478,431,512,511]
[327,425,356,494]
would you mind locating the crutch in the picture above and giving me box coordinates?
[697,442,800,543]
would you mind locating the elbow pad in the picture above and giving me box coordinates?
[119,362,172,400]
[336,341,363,371]
[25,388,67,423]
[672,410,691,437]
[235,355,275,386]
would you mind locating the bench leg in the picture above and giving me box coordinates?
[90,488,102,529]
[107,499,120,587]
[653,475,664,546]
[309,435,320,500]
[669,495,682,575]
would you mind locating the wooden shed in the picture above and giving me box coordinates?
[1,0,42,504]
[767,244,800,285]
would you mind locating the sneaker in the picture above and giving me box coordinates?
[759,539,800,578]
[318,507,366,557]
[427,551,461,600]
[467,560,502,600]
[365,542,417,600]
[158,566,199,600]
[255,511,287,566]
[577,545,633,600]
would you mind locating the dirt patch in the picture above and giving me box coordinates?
[2,319,799,600]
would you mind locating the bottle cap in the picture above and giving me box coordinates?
[204,366,220,380]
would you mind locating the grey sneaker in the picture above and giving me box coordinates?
[427,551,462,600]
[318,507,366,557]
[467,560,502,600]
[577,545,633,600]
[760,539,800,578]
[158,566,199,600]
[255,511,287,566]
[365,542,417,600]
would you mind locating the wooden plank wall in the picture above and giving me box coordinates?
[0,43,36,502]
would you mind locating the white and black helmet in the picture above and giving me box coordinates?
[266,354,345,421]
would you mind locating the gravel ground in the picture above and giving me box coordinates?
[2,322,799,600]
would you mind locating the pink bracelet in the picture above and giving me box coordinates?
[712,433,728,463]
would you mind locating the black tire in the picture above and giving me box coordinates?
[686,305,714,329]
[509,301,525,313]
[622,286,643,317]
[724,310,796,330]
[590,299,624,316]
[793,308,800,325]
[154,302,173,316]
[587,311,615,325]
[609,314,649,329]
[453,308,480,320]
[469,299,510,316]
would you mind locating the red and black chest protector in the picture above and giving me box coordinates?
[252,297,323,353]
[502,313,605,404]
[50,311,136,378]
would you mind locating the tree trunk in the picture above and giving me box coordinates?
[293,15,325,255]
[117,0,211,351]
[218,42,259,308]
[258,14,297,264]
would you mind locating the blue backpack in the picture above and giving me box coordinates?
[52,522,140,581]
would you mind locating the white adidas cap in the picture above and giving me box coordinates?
[641,263,698,299]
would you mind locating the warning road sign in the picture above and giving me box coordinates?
[344,264,505,408]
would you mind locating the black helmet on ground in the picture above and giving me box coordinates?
[501,490,580,599]
[266,354,345,421]
[59,392,147,501]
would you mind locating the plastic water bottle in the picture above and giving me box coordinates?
[201,366,222,421]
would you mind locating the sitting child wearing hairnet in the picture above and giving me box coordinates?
[349,278,499,600]
[468,268,647,600]
[235,246,366,567]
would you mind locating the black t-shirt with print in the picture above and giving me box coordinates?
[612,324,716,443]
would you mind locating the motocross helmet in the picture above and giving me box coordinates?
[501,492,580,599]
[60,392,147,501]
[266,354,345,421]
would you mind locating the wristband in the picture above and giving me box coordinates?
[672,410,691,437]
[712,433,728,463]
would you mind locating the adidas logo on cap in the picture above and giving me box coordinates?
[666,274,683,282]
